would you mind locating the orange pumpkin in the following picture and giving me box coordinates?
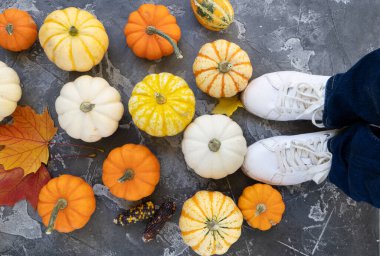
[0,9,37,52]
[102,144,160,201]
[238,184,285,231]
[37,175,96,234]
[124,4,182,60]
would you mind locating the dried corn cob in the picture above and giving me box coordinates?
[143,201,176,242]
[114,201,155,226]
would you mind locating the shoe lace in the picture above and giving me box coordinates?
[277,82,325,128]
[276,136,332,177]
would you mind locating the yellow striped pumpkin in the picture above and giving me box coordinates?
[193,39,253,98]
[39,7,109,72]
[190,0,234,31]
[179,191,243,256]
[128,73,196,137]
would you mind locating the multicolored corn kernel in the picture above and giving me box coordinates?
[113,201,155,226]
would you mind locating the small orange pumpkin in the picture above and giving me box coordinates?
[238,184,285,231]
[124,4,182,60]
[0,9,37,52]
[102,144,160,201]
[37,175,96,234]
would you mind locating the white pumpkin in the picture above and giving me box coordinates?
[55,75,124,142]
[0,61,22,122]
[181,115,247,179]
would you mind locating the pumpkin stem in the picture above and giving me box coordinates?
[206,220,219,231]
[80,102,95,113]
[69,26,79,36]
[208,138,221,152]
[218,61,233,73]
[154,92,167,105]
[146,26,183,59]
[5,23,14,35]
[255,203,266,216]
[46,198,68,235]
[118,169,135,183]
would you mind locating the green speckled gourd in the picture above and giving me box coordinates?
[190,0,234,31]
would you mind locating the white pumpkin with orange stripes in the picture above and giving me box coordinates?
[179,191,243,256]
[39,7,109,72]
[193,39,252,98]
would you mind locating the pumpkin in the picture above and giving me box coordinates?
[179,191,243,256]
[238,184,285,231]
[102,144,160,201]
[182,115,247,179]
[124,4,182,60]
[128,73,196,137]
[0,61,22,122]
[39,7,109,72]
[37,175,96,234]
[55,75,124,143]
[193,39,253,98]
[0,9,37,52]
[190,0,234,31]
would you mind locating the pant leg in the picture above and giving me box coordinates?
[328,123,380,207]
[323,49,380,128]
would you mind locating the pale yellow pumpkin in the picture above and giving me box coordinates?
[193,39,253,98]
[0,61,22,121]
[191,0,234,31]
[179,191,243,256]
[128,73,195,137]
[39,7,109,72]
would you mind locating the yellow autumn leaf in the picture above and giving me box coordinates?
[212,95,244,117]
[0,106,57,176]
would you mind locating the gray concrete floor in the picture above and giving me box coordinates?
[0,0,379,255]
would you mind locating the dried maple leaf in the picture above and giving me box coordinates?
[212,95,244,117]
[0,106,57,176]
[0,165,51,209]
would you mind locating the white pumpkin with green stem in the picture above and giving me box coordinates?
[181,114,247,179]
[0,61,22,122]
[55,75,124,143]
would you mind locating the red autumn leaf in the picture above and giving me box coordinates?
[0,164,51,209]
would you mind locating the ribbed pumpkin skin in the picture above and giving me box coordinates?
[39,7,109,72]
[179,191,243,256]
[181,115,247,179]
[129,73,196,137]
[124,4,181,60]
[238,184,285,231]
[37,175,96,233]
[0,61,22,121]
[193,39,253,98]
[102,144,160,201]
[0,9,37,52]
[190,0,234,31]
[55,75,124,143]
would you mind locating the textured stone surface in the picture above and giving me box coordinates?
[0,0,379,255]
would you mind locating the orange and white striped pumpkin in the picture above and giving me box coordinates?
[179,191,243,256]
[193,39,253,98]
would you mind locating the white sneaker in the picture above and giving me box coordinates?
[241,71,330,128]
[242,130,336,186]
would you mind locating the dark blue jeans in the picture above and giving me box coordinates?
[323,49,380,207]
